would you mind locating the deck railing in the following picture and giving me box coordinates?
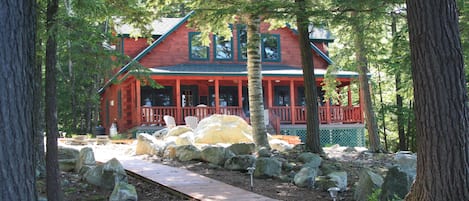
[141,105,363,127]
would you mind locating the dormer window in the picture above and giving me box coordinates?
[237,25,248,61]
[189,32,209,60]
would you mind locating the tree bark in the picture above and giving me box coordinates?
[405,0,469,200]
[45,0,63,200]
[295,0,323,154]
[0,0,37,200]
[246,10,270,150]
[351,11,382,152]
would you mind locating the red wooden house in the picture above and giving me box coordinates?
[99,13,366,146]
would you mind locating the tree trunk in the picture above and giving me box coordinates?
[246,10,270,149]
[0,0,37,200]
[351,11,382,152]
[405,0,469,200]
[45,0,63,200]
[34,38,46,178]
[295,0,323,154]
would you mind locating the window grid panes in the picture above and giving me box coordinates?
[214,35,233,60]
[189,32,209,60]
[261,34,281,61]
[237,25,247,60]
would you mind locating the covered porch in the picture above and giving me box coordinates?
[111,64,364,133]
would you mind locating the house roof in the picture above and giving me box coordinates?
[98,12,338,94]
[138,64,359,78]
[113,17,184,36]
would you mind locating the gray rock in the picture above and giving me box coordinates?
[201,146,235,166]
[109,181,138,201]
[58,146,79,160]
[135,133,164,156]
[327,171,347,191]
[224,155,256,171]
[254,157,282,178]
[379,166,412,201]
[58,146,79,172]
[294,166,318,188]
[59,159,77,172]
[175,145,201,162]
[394,151,416,180]
[84,165,104,187]
[298,152,322,168]
[153,128,169,138]
[353,169,383,201]
[75,147,96,174]
[227,143,255,155]
[257,147,271,157]
[315,176,337,191]
[84,158,127,190]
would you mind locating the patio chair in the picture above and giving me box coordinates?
[184,116,199,130]
[163,115,176,129]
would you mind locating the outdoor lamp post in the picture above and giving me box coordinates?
[327,187,340,201]
[247,166,255,191]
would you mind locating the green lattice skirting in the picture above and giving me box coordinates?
[280,125,365,147]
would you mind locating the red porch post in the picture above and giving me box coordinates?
[215,79,220,113]
[176,79,181,124]
[347,85,352,106]
[136,80,141,126]
[326,99,331,124]
[267,80,273,108]
[290,80,296,124]
[237,80,243,108]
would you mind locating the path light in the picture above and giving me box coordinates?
[247,166,255,191]
[327,187,340,201]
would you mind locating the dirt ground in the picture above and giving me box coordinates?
[42,143,389,201]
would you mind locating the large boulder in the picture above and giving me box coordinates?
[353,169,383,201]
[84,158,127,190]
[193,115,254,144]
[58,146,79,172]
[201,146,235,166]
[254,157,282,178]
[224,155,256,171]
[175,145,202,162]
[379,166,412,201]
[135,133,165,156]
[75,147,96,174]
[174,132,195,146]
[294,166,318,188]
[166,126,193,137]
[227,143,255,155]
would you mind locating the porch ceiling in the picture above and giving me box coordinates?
[140,64,360,78]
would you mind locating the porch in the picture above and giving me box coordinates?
[140,105,363,134]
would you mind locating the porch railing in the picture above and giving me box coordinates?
[141,106,247,125]
[141,105,362,127]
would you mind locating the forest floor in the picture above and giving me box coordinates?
[37,143,392,201]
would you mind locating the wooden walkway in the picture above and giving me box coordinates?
[95,154,279,201]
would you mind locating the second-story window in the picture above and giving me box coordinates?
[214,35,233,60]
[189,32,209,60]
[238,25,281,62]
[237,25,248,60]
[262,34,281,61]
